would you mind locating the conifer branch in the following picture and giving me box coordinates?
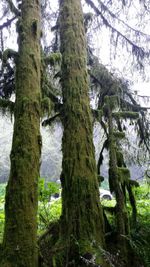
[0,98,14,114]
[98,0,150,38]
[85,0,149,61]
[6,0,20,16]
[42,113,60,126]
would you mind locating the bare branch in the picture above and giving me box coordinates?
[0,16,17,31]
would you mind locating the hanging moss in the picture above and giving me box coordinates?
[102,103,109,117]
[104,95,119,111]
[93,108,103,121]
[109,167,117,193]
[127,184,137,225]
[44,53,62,66]
[117,167,130,184]
[116,150,124,167]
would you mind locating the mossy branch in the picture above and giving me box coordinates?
[42,85,60,104]
[120,98,150,112]
[2,49,18,64]
[42,113,60,127]
[112,111,139,120]
[113,131,125,139]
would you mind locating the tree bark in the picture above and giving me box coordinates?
[1,0,41,266]
[55,0,107,266]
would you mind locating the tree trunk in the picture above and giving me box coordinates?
[107,100,129,265]
[54,1,107,266]
[1,1,41,266]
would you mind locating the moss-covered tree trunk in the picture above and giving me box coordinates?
[107,100,129,265]
[1,1,41,266]
[55,1,107,266]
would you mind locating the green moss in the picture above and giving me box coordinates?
[113,131,125,139]
[2,49,18,64]
[117,167,130,183]
[1,0,41,266]
[51,236,106,267]
[44,53,62,66]
[104,95,119,111]
[96,109,103,121]
[116,150,124,167]
[48,0,109,266]
[112,111,139,119]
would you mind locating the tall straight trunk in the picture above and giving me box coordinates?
[1,1,41,266]
[57,0,107,266]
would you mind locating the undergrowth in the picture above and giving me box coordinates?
[0,180,149,266]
